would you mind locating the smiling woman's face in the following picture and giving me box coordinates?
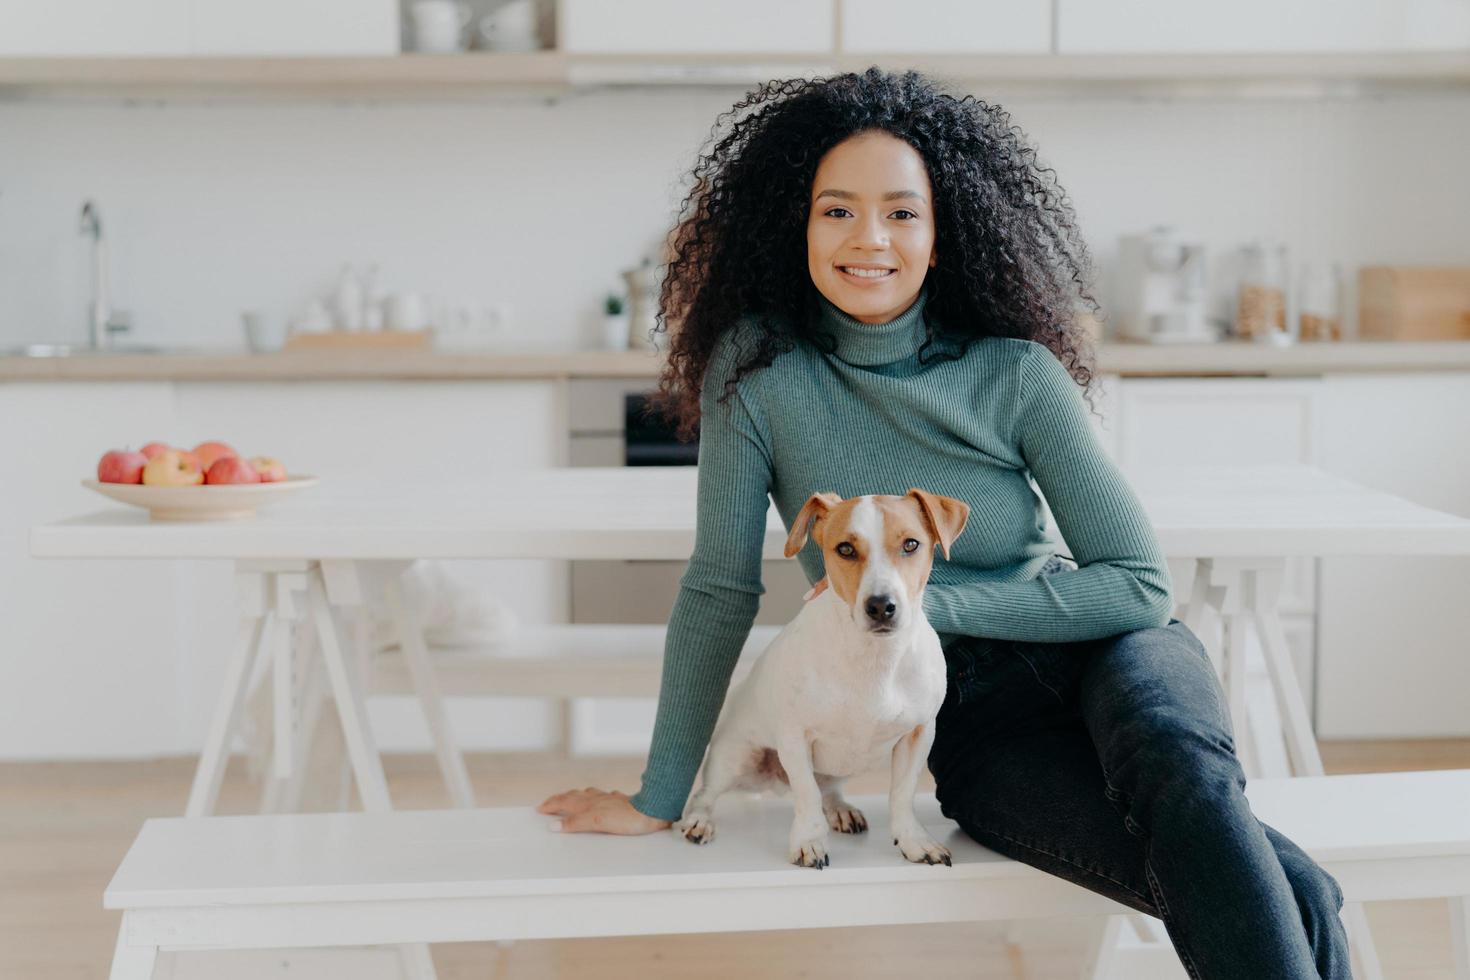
[807,130,937,325]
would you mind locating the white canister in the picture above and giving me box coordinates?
[385,291,429,331]
[478,0,540,51]
[410,0,471,53]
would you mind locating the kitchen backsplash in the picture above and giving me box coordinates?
[2,90,1469,351]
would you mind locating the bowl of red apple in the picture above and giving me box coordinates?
[87,441,316,521]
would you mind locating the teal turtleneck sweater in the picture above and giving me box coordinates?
[628,285,1173,822]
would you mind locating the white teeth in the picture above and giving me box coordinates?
[841,267,894,278]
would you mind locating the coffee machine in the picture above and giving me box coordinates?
[1114,227,1214,343]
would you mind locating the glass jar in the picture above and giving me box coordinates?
[1235,240,1291,344]
[1297,260,1344,342]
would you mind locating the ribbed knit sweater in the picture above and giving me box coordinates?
[628,284,1173,822]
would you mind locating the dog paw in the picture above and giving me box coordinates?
[824,802,868,834]
[895,833,952,866]
[789,837,830,869]
[676,812,716,845]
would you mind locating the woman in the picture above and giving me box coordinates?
[539,68,1349,978]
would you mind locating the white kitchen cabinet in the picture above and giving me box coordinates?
[1315,373,1470,738]
[1057,0,1470,53]
[557,0,834,54]
[0,0,193,56]
[0,0,397,58]
[1,379,564,760]
[0,382,182,757]
[193,0,399,56]
[840,0,1051,54]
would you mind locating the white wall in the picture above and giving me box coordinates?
[4,89,1470,351]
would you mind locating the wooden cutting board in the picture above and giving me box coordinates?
[1359,267,1470,341]
[281,330,433,351]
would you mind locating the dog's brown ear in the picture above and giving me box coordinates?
[906,488,970,560]
[784,492,843,558]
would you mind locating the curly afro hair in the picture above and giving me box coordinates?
[645,66,1102,443]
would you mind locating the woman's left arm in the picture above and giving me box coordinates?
[922,343,1173,643]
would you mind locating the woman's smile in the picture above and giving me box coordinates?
[837,264,898,284]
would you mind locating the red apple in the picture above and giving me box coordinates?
[97,449,148,484]
[193,441,238,470]
[249,456,287,483]
[205,456,260,485]
[142,449,204,487]
[140,442,174,460]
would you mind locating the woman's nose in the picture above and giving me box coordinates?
[848,213,889,249]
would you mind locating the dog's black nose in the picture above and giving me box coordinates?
[864,594,897,625]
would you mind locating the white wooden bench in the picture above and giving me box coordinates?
[105,769,1470,980]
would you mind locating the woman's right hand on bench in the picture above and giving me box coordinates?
[537,788,672,835]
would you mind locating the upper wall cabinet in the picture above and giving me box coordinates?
[558,0,833,54]
[193,0,398,57]
[0,0,398,57]
[841,0,1051,54]
[0,0,193,56]
[1057,0,1470,53]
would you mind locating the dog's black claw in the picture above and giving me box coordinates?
[941,854,952,867]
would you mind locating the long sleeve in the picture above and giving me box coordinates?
[922,343,1173,643]
[628,334,774,822]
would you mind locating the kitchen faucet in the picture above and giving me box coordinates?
[78,199,130,350]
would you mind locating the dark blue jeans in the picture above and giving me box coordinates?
[928,576,1351,978]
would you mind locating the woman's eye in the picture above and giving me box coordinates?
[903,539,920,553]
[823,207,918,220]
[836,542,855,558]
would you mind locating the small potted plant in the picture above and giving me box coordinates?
[602,291,630,351]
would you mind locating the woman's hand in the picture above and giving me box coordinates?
[536,787,672,835]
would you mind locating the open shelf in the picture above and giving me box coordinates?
[1,50,1468,101]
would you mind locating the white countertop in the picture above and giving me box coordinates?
[4,340,1470,381]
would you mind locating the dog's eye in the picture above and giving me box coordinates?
[835,542,856,558]
[903,538,920,553]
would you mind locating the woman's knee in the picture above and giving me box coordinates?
[1273,828,1345,913]
[1084,624,1236,763]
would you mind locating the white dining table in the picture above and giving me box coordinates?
[30,463,1470,819]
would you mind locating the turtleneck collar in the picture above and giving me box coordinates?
[815,283,933,366]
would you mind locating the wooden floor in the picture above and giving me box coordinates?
[3,739,1467,979]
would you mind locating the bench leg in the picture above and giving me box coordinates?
[1451,896,1470,980]
[109,915,157,980]
[1344,902,1386,980]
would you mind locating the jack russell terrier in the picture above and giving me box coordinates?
[675,487,970,869]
